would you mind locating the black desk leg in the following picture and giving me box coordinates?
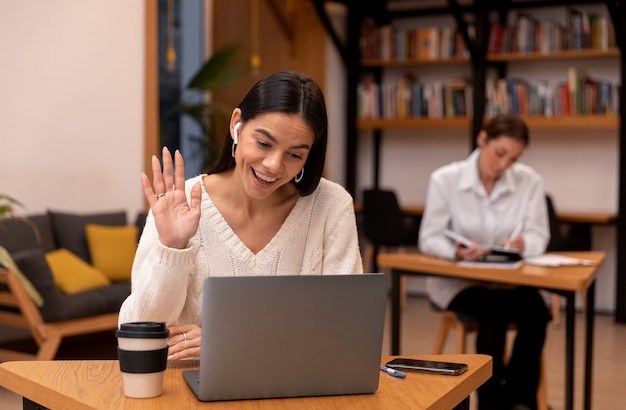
[584,281,596,410]
[565,291,576,410]
[391,269,401,355]
[23,398,49,410]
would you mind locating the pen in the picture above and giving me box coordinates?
[380,365,406,378]
[503,222,523,250]
[509,222,523,240]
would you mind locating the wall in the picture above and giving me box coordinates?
[0,1,145,220]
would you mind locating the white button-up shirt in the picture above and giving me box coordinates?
[419,148,549,309]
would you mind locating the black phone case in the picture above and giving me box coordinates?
[385,358,468,375]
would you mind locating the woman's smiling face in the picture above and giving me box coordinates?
[233,112,315,199]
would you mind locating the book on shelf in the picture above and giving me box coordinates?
[423,82,443,119]
[484,68,618,118]
[412,82,424,118]
[488,23,505,54]
[515,12,537,54]
[557,81,570,116]
[568,8,588,50]
[396,73,416,119]
[356,79,380,120]
[439,27,455,59]
[380,24,395,61]
[356,76,472,120]
[444,79,472,118]
[360,23,470,62]
[488,8,615,55]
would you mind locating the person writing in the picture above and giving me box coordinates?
[119,71,363,360]
[418,113,551,410]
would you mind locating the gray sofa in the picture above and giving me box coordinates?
[0,209,146,322]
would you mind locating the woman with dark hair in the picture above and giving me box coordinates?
[419,113,551,410]
[119,71,362,359]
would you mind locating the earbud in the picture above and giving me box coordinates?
[233,123,241,144]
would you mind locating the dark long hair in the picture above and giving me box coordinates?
[205,71,328,196]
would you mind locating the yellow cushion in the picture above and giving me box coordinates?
[85,224,137,282]
[45,249,111,294]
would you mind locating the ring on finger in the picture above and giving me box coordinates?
[183,332,188,341]
[155,193,166,199]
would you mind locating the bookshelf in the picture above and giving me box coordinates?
[314,0,626,322]
[356,21,619,132]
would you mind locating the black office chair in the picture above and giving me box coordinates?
[545,194,591,253]
[361,188,420,273]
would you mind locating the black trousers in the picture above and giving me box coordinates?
[448,286,551,410]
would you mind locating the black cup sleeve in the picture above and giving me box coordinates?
[117,348,168,374]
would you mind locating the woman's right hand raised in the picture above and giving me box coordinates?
[142,147,202,249]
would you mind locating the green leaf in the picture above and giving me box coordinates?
[0,194,26,210]
[186,44,249,91]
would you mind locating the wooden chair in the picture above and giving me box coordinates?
[0,267,119,361]
[432,309,549,410]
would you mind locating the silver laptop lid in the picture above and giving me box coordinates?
[190,273,387,402]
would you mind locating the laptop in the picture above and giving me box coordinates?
[182,273,388,402]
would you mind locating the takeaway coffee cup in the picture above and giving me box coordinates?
[116,322,170,398]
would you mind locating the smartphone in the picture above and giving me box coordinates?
[385,358,468,376]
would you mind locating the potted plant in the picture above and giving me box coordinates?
[167,44,249,170]
[0,194,39,240]
[0,194,26,227]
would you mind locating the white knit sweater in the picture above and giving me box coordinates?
[118,176,363,327]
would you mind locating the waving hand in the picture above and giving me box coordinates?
[142,147,202,249]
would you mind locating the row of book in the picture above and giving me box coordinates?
[357,75,473,120]
[360,24,470,61]
[357,69,619,121]
[360,9,615,62]
[489,9,616,54]
[485,69,619,118]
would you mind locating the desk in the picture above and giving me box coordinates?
[377,251,605,410]
[0,354,491,410]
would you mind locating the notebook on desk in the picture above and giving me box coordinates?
[182,273,388,402]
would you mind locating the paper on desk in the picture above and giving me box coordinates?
[457,260,524,269]
[524,254,597,267]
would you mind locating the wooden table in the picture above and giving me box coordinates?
[377,251,606,410]
[0,354,491,410]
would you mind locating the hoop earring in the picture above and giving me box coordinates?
[294,168,304,183]
[231,142,237,158]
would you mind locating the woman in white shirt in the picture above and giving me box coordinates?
[119,71,363,360]
[419,114,550,410]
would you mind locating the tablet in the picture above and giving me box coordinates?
[443,229,522,262]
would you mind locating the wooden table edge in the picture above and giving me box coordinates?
[377,251,606,292]
[0,354,492,410]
